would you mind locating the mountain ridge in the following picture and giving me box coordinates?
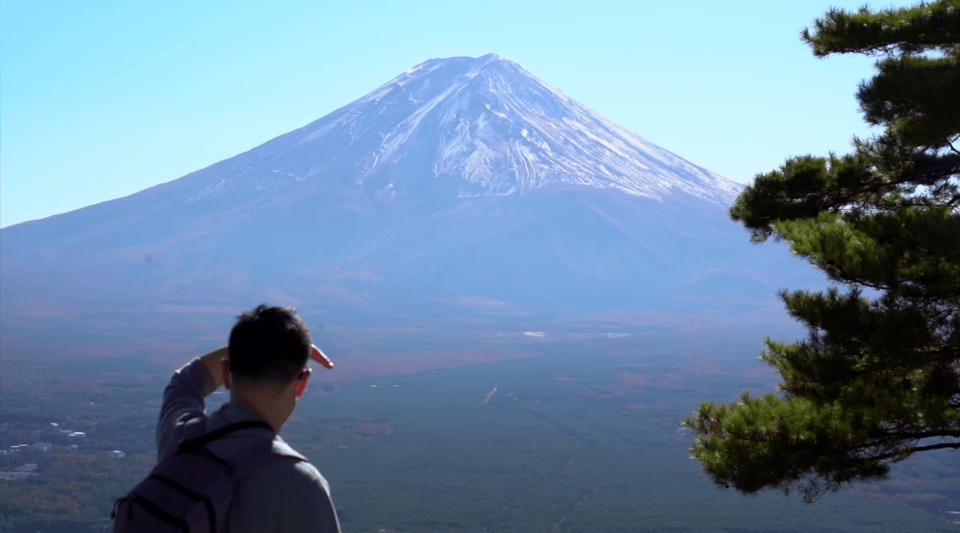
[0,54,833,356]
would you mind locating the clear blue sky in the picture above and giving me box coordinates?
[2,0,882,229]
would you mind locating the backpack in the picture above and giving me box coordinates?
[111,417,306,533]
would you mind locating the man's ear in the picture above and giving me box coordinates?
[221,358,232,390]
[294,369,310,398]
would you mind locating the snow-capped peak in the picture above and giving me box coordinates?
[218,54,743,207]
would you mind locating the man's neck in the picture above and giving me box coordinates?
[230,393,284,433]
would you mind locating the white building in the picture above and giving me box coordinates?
[109,450,125,459]
[68,432,86,439]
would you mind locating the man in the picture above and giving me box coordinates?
[156,304,341,532]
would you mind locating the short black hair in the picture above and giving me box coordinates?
[228,304,311,392]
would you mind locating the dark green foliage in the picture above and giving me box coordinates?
[686,0,960,503]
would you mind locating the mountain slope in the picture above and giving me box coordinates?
[0,54,832,355]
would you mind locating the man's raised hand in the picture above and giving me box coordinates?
[311,344,334,369]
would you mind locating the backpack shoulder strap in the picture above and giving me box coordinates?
[172,421,276,478]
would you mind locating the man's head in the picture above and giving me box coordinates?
[221,304,313,431]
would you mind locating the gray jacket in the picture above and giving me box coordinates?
[157,357,341,532]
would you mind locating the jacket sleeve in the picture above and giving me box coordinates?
[156,357,217,463]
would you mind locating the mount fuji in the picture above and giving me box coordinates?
[1,54,831,361]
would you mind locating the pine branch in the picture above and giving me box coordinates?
[872,441,960,461]
[892,430,960,439]
[903,153,960,185]
[801,1,960,58]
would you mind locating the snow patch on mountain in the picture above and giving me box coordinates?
[186,179,231,203]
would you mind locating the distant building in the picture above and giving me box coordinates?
[68,432,86,439]
[14,463,39,473]
[66,444,79,453]
[28,442,52,452]
[109,450,125,459]
[9,444,29,453]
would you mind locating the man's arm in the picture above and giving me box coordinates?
[155,347,226,462]
[199,346,227,390]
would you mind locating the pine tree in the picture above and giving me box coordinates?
[684,0,960,502]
